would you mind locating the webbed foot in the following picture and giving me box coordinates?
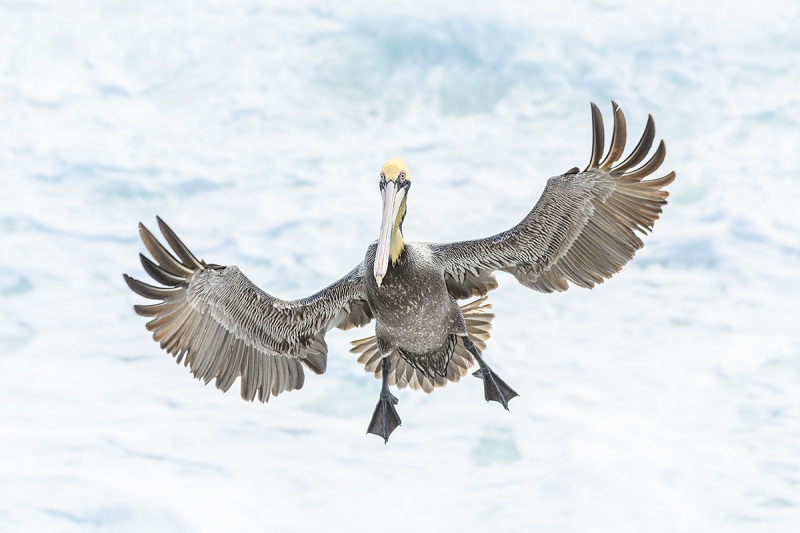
[461,335,519,410]
[472,366,519,410]
[367,392,401,444]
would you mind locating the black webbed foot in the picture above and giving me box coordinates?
[367,391,401,444]
[472,366,519,410]
[462,335,519,410]
[367,357,402,443]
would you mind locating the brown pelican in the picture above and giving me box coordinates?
[124,102,674,443]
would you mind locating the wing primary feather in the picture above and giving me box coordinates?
[605,196,657,232]
[615,184,669,201]
[146,304,188,333]
[140,254,185,286]
[138,223,194,277]
[639,171,676,190]
[134,301,176,317]
[614,188,666,212]
[614,114,656,173]
[156,216,206,270]
[586,102,605,170]
[622,140,667,180]
[599,101,627,170]
[123,274,181,300]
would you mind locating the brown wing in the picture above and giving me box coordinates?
[433,101,675,295]
[123,217,371,402]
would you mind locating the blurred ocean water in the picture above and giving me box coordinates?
[1,1,799,531]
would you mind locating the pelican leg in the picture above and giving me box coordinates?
[462,336,519,410]
[367,356,402,443]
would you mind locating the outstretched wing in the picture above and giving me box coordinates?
[433,101,675,296]
[123,217,372,402]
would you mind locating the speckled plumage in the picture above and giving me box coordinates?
[124,101,674,408]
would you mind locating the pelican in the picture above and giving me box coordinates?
[124,102,674,443]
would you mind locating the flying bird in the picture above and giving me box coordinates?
[124,102,674,443]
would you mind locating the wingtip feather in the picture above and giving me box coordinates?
[623,140,667,180]
[586,102,605,170]
[156,216,205,270]
[613,114,656,173]
[599,102,627,170]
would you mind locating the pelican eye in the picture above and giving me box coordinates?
[398,173,410,190]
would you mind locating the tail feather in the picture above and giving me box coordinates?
[349,296,496,393]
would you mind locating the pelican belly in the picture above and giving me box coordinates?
[365,242,465,355]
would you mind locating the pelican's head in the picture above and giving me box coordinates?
[374,157,411,287]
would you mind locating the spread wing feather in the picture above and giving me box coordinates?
[433,101,675,295]
[124,217,371,402]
